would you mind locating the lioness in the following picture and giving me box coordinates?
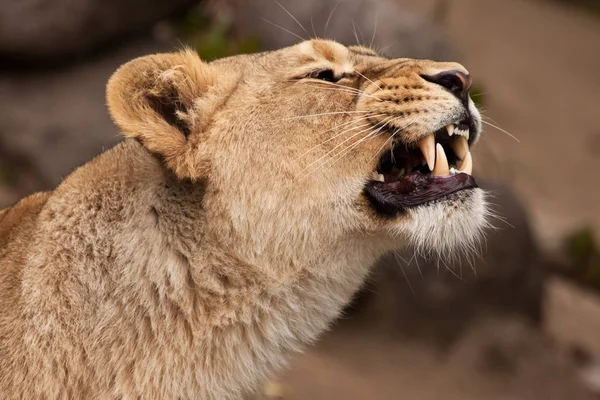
[0,39,486,399]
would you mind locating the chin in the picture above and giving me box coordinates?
[389,188,489,259]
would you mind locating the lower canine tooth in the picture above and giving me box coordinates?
[432,143,449,176]
[458,151,473,175]
[372,172,385,182]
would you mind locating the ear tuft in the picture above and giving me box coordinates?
[106,49,233,179]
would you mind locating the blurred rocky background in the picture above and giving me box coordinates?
[1,0,600,398]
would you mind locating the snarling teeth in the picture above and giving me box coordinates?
[373,121,473,183]
[446,122,470,140]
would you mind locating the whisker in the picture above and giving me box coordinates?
[296,114,387,158]
[300,83,383,102]
[368,120,415,164]
[370,13,379,48]
[329,54,384,93]
[295,117,393,180]
[274,0,310,38]
[324,118,393,167]
[353,67,384,92]
[260,18,306,42]
[351,20,362,46]
[395,252,415,296]
[481,120,520,143]
[441,258,465,282]
[379,40,398,55]
[298,79,383,101]
[282,110,370,120]
[310,15,317,38]
[295,122,373,159]
[324,1,341,38]
[408,251,424,279]
[293,123,381,180]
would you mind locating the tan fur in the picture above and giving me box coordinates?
[0,40,486,399]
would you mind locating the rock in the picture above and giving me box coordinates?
[0,36,175,208]
[0,0,197,62]
[212,0,456,60]
[349,180,544,345]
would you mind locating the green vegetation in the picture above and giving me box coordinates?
[564,228,600,292]
[470,83,486,108]
[176,10,260,61]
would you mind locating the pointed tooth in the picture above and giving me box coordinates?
[446,124,454,136]
[450,137,468,160]
[458,151,473,175]
[432,143,449,176]
[418,135,435,171]
[372,172,385,182]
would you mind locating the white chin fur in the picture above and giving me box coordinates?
[392,188,489,259]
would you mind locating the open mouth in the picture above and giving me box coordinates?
[364,120,478,215]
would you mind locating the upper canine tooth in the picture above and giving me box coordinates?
[418,134,436,171]
[458,151,473,175]
[432,143,449,176]
[450,136,468,160]
[446,125,455,136]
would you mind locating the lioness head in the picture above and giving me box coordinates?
[107,39,486,270]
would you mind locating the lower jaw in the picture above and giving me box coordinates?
[364,172,478,216]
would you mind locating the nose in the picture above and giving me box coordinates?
[421,70,472,102]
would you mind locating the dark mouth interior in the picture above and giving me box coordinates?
[364,121,478,216]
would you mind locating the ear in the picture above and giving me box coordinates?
[106,49,237,179]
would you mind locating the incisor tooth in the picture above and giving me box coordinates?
[450,136,468,160]
[458,151,473,175]
[446,125,454,136]
[418,135,435,171]
[432,143,449,176]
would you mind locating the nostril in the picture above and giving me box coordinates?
[421,70,472,101]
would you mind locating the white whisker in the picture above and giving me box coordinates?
[260,18,306,42]
[351,20,362,46]
[274,0,310,38]
[282,110,370,120]
[370,13,379,48]
[295,114,387,159]
[394,252,415,296]
[481,120,520,143]
[324,1,341,38]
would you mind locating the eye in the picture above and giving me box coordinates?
[308,69,339,82]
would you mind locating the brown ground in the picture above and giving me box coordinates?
[271,314,594,400]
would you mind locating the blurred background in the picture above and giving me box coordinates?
[1,0,599,398]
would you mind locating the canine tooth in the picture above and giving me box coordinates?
[372,172,385,182]
[446,124,454,136]
[418,135,435,171]
[432,143,449,176]
[458,151,473,175]
[450,136,468,160]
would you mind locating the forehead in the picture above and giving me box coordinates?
[266,39,385,69]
